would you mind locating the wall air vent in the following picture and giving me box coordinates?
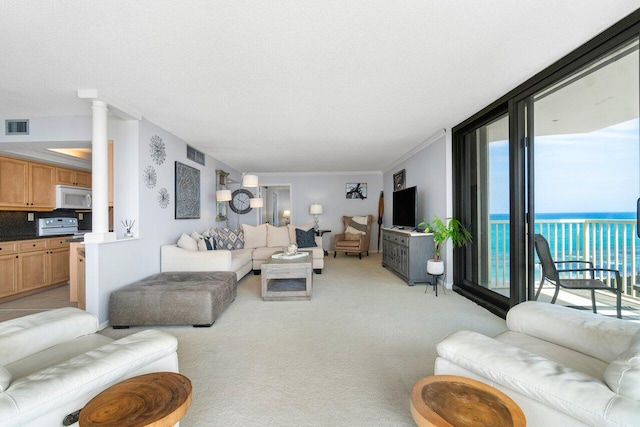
[5,119,29,135]
[187,145,205,166]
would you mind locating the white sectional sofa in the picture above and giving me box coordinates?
[0,307,178,427]
[435,301,640,427]
[161,223,324,280]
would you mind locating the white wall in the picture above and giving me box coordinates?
[258,173,383,251]
[0,116,92,169]
[383,129,453,285]
[0,116,92,143]
[86,118,242,324]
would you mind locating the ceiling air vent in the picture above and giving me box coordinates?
[187,145,205,166]
[5,119,29,135]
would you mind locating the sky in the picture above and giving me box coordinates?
[489,118,639,214]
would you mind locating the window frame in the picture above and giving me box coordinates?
[452,10,640,316]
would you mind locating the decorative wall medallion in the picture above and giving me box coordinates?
[143,165,157,188]
[149,135,166,165]
[175,161,200,219]
[158,187,170,209]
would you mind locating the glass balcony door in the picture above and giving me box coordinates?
[525,37,640,312]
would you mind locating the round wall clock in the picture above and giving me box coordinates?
[229,189,253,214]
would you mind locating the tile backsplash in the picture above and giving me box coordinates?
[0,210,92,237]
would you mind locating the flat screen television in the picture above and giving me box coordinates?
[392,186,417,229]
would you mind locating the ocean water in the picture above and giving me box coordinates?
[488,212,639,281]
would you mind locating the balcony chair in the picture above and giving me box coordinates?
[333,215,373,259]
[533,233,622,318]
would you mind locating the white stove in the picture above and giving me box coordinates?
[38,217,79,236]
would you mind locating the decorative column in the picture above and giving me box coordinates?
[85,100,116,242]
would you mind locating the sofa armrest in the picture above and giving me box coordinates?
[507,301,637,363]
[161,244,232,272]
[0,308,98,365]
[334,233,346,242]
[0,330,178,426]
[437,330,640,427]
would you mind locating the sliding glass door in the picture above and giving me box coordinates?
[458,114,511,302]
[524,37,639,312]
[453,16,639,315]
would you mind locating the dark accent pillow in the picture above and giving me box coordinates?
[204,236,215,250]
[296,228,317,248]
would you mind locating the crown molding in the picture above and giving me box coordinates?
[382,128,447,173]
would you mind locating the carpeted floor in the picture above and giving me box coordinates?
[101,253,507,426]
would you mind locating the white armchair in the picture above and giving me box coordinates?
[0,308,178,427]
[435,301,640,426]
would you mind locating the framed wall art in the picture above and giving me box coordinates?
[346,183,367,199]
[393,169,406,191]
[175,161,200,219]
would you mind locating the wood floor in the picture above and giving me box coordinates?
[0,284,76,322]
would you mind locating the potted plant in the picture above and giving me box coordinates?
[418,216,472,275]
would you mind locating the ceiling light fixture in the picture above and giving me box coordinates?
[242,173,259,187]
[216,189,232,202]
[250,198,263,208]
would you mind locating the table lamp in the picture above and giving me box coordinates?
[309,204,323,231]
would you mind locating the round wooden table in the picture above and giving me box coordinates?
[410,375,526,427]
[79,372,192,427]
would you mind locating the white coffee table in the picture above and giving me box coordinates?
[261,252,312,301]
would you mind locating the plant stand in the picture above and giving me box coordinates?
[425,273,444,296]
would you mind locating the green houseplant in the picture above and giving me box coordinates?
[418,216,472,275]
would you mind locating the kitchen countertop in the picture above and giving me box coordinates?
[0,234,88,243]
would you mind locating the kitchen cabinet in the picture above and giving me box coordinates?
[56,167,91,188]
[381,228,434,285]
[19,249,48,291]
[0,237,72,299]
[0,156,55,210]
[77,249,85,310]
[0,242,18,298]
[30,162,56,208]
[69,243,86,309]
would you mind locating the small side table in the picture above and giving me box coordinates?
[79,372,192,427]
[314,229,331,256]
[410,375,526,427]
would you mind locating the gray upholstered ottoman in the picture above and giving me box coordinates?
[109,271,237,328]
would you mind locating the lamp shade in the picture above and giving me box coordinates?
[283,209,291,218]
[309,204,323,215]
[250,198,264,208]
[216,189,232,202]
[242,174,259,187]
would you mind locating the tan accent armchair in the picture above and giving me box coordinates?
[333,215,373,259]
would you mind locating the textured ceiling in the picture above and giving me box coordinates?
[0,1,637,173]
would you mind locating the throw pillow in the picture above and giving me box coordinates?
[266,224,291,247]
[191,231,215,251]
[345,225,365,235]
[345,233,361,241]
[345,216,368,235]
[0,365,10,392]
[177,233,198,251]
[288,223,313,243]
[242,224,268,248]
[213,227,244,250]
[296,228,317,248]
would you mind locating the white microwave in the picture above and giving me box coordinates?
[55,185,92,209]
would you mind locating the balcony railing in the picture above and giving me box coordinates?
[488,217,639,299]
